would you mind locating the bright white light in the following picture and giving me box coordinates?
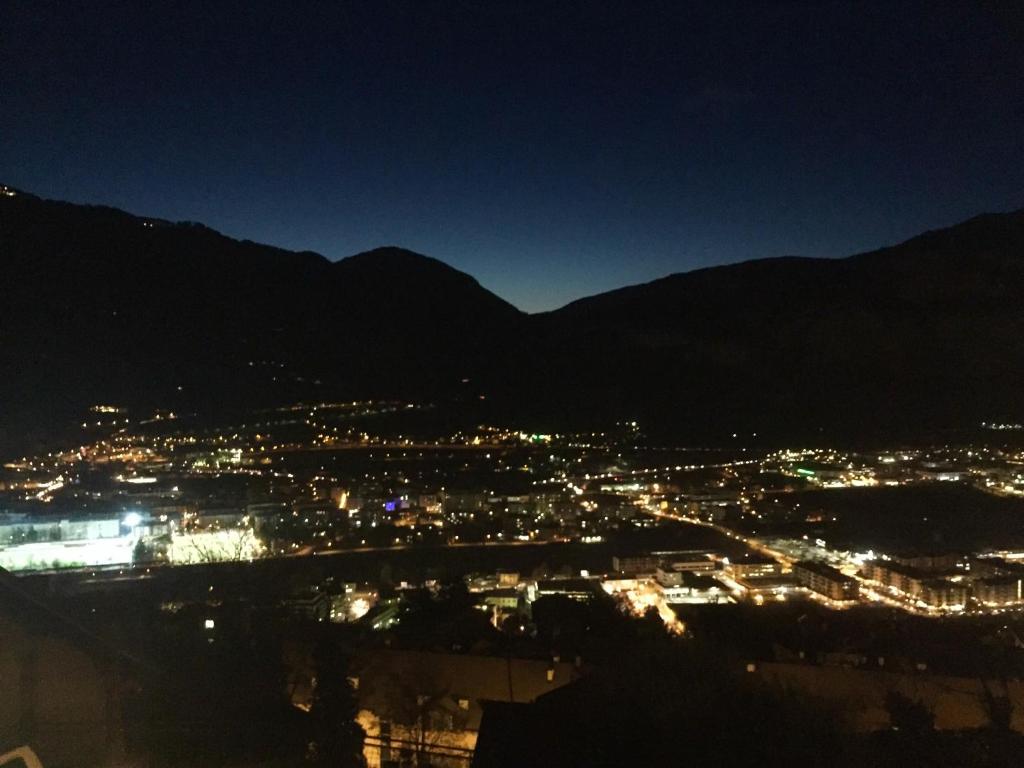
[349,598,371,621]
[0,538,134,571]
[167,529,263,564]
[123,512,143,528]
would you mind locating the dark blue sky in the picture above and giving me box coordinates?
[3,2,1023,311]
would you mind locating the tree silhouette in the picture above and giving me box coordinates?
[309,640,366,767]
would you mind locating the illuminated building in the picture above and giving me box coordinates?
[535,578,599,602]
[725,553,782,580]
[973,576,1023,606]
[496,570,520,588]
[793,560,859,602]
[890,552,963,572]
[481,588,522,612]
[861,560,925,598]
[0,515,120,545]
[654,569,728,603]
[0,514,139,571]
[919,579,968,609]
[861,560,966,609]
[611,554,659,575]
[663,551,717,573]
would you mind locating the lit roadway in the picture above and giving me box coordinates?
[30,537,574,584]
[307,537,567,558]
[249,441,517,456]
[651,509,965,617]
[650,508,795,568]
[536,457,763,488]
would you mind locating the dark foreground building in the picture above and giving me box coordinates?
[351,649,583,767]
[0,568,136,767]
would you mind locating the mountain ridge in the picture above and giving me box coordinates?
[5,183,1022,313]
[2,185,1023,456]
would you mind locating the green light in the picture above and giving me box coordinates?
[796,468,816,477]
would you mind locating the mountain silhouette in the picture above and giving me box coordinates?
[2,185,1022,456]
[514,210,1024,442]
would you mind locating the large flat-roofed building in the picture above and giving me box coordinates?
[611,554,659,575]
[725,553,782,579]
[0,513,135,571]
[890,552,963,572]
[919,579,968,609]
[655,567,684,587]
[480,587,521,611]
[662,551,716,573]
[862,560,966,609]
[612,551,717,576]
[974,576,1024,606]
[496,570,520,588]
[655,570,728,604]
[0,514,121,545]
[971,556,1024,580]
[861,560,925,598]
[793,561,859,602]
[535,578,600,602]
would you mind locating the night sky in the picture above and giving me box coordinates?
[3,2,1023,312]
